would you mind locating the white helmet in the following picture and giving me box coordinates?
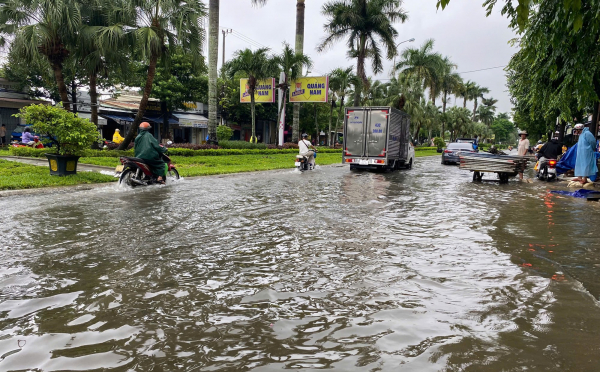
[574,124,584,130]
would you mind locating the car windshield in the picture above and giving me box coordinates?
[13,127,24,133]
[447,143,474,151]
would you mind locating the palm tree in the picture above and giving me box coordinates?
[113,0,205,149]
[329,66,356,145]
[226,48,277,143]
[481,96,498,111]
[292,0,306,143]
[394,39,446,104]
[422,101,440,141]
[447,106,471,141]
[470,84,489,120]
[0,0,83,111]
[318,0,408,106]
[477,105,495,126]
[208,0,267,143]
[273,42,311,145]
[438,71,461,139]
[462,80,476,108]
[387,73,423,114]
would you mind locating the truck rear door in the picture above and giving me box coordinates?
[345,109,367,156]
[366,109,388,157]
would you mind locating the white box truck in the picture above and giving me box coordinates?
[342,107,414,170]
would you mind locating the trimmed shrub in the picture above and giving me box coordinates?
[219,140,268,150]
[216,126,233,142]
[282,142,299,149]
[165,143,220,150]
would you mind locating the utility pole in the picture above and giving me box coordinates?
[221,29,232,68]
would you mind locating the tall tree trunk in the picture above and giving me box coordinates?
[89,73,98,125]
[328,98,334,147]
[557,118,566,143]
[463,96,467,108]
[354,37,367,106]
[314,103,319,145]
[334,96,345,147]
[473,98,478,121]
[251,93,256,143]
[51,62,71,111]
[71,80,78,114]
[208,0,219,143]
[118,51,159,149]
[161,100,169,141]
[292,0,305,143]
[442,91,448,139]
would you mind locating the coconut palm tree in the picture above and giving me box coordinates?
[226,48,277,143]
[462,80,476,108]
[470,84,489,120]
[0,0,83,111]
[438,70,461,139]
[208,0,267,143]
[318,0,408,106]
[421,101,441,141]
[481,96,498,111]
[292,0,306,143]
[477,105,495,126]
[394,39,446,104]
[329,66,356,145]
[112,0,205,149]
[387,72,423,114]
[273,42,311,145]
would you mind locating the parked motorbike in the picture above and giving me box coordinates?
[118,152,179,187]
[535,158,557,181]
[295,150,317,171]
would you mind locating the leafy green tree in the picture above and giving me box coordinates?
[0,0,83,111]
[144,50,208,139]
[491,117,515,142]
[216,125,233,142]
[226,48,278,143]
[318,0,408,106]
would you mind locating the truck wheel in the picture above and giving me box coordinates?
[406,159,413,170]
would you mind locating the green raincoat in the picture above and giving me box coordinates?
[134,130,167,177]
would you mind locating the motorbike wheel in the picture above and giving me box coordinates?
[119,168,136,187]
[541,167,548,181]
[167,168,180,180]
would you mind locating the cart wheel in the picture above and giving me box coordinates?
[473,171,480,182]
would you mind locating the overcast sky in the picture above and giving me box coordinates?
[217,0,518,115]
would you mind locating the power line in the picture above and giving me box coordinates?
[456,65,506,74]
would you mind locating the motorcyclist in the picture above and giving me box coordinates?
[537,132,562,166]
[134,122,167,184]
[298,133,317,169]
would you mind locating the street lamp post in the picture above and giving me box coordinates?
[392,38,415,71]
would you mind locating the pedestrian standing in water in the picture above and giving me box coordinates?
[573,123,598,185]
[517,131,530,180]
[0,124,6,147]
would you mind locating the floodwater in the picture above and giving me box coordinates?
[1,156,600,371]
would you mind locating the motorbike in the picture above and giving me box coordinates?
[118,151,179,187]
[295,150,317,171]
[535,157,558,181]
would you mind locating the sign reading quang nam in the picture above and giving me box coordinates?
[289,76,329,103]
[240,78,275,103]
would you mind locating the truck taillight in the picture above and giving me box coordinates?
[345,158,354,163]
[345,147,350,156]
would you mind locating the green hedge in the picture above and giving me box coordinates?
[9,147,343,158]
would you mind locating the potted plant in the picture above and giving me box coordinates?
[433,137,446,153]
[16,104,100,176]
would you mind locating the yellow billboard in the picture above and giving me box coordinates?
[240,78,275,103]
[289,76,329,103]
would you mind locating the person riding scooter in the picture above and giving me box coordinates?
[537,134,562,164]
[134,122,167,184]
[298,133,317,169]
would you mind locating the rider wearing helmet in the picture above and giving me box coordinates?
[298,133,317,168]
[134,122,167,183]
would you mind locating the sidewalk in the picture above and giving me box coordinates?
[0,156,115,173]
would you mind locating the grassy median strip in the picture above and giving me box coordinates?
[0,159,116,191]
[80,150,440,177]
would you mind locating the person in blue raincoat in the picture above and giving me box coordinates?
[573,124,598,184]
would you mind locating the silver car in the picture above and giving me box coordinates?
[442,142,478,165]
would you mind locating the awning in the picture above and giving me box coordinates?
[100,114,135,126]
[77,112,108,126]
[144,114,179,125]
[174,113,208,128]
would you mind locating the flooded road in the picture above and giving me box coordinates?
[1,156,600,371]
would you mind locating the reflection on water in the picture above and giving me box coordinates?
[1,158,599,371]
